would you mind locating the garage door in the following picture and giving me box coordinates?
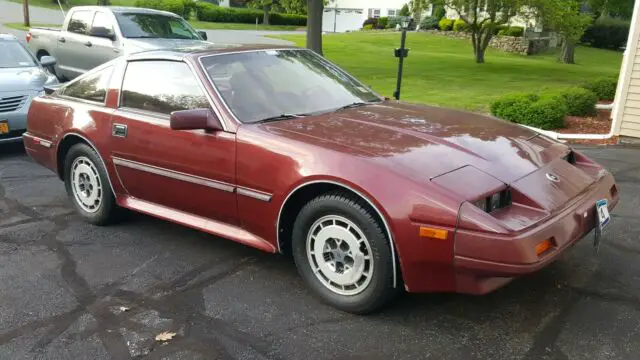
[323,8,364,33]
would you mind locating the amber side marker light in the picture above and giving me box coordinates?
[536,239,554,256]
[419,227,448,240]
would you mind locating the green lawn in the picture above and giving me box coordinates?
[277,32,623,112]
[3,22,61,31]
[8,0,137,10]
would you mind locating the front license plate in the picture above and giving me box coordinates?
[593,199,611,252]
[0,121,8,134]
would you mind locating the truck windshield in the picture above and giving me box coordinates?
[0,41,36,68]
[115,13,201,40]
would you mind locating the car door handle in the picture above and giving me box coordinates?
[58,37,66,43]
[112,124,127,138]
[84,41,92,47]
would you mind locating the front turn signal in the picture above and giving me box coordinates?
[535,239,554,256]
[419,227,449,240]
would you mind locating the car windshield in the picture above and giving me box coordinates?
[115,13,201,40]
[200,49,382,123]
[0,41,36,68]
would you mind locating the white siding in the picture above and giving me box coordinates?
[619,29,640,138]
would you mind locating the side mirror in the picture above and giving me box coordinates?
[39,55,56,67]
[90,27,116,41]
[43,84,60,95]
[197,30,208,40]
[170,109,222,131]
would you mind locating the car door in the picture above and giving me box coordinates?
[109,59,239,226]
[84,11,121,70]
[58,9,95,79]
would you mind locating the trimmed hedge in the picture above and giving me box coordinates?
[490,93,567,130]
[377,16,389,29]
[545,87,597,117]
[135,0,184,16]
[438,18,454,31]
[580,77,618,100]
[195,2,306,26]
[581,16,629,50]
[420,16,440,30]
[453,18,469,32]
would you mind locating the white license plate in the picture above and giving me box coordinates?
[593,198,610,252]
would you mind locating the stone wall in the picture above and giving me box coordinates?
[420,30,551,55]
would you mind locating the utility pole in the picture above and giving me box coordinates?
[23,0,30,28]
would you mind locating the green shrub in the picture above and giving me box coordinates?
[581,16,629,50]
[545,87,597,116]
[420,16,439,30]
[363,17,378,28]
[433,5,446,20]
[387,16,400,29]
[580,77,618,100]
[497,26,524,37]
[182,0,197,19]
[490,93,567,130]
[438,18,454,31]
[135,0,184,16]
[195,3,306,25]
[453,18,469,32]
[377,16,389,29]
[363,24,374,30]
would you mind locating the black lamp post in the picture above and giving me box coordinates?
[393,18,410,100]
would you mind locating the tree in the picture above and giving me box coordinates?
[248,0,276,24]
[532,0,592,64]
[306,0,323,54]
[587,0,634,20]
[23,0,30,27]
[399,4,411,16]
[409,0,428,21]
[437,0,522,63]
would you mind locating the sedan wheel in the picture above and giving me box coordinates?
[307,215,374,296]
[64,143,120,225]
[70,156,103,213]
[292,192,398,314]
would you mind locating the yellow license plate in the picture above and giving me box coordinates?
[0,122,8,134]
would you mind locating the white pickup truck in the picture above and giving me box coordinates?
[26,6,211,81]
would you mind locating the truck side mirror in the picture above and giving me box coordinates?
[197,31,208,41]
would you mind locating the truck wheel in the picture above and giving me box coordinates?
[291,192,398,314]
[63,143,120,225]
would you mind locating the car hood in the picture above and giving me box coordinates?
[0,67,56,92]
[263,101,569,184]
[123,38,210,52]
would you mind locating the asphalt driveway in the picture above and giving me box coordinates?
[1,142,639,360]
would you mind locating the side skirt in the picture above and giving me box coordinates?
[117,195,277,253]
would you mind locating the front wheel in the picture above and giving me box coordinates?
[63,143,120,225]
[292,192,398,314]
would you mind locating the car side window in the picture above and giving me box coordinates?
[61,65,113,103]
[67,10,93,35]
[120,60,209,115]
[91,12,114,37]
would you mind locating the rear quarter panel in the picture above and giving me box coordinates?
[28,28,62,58]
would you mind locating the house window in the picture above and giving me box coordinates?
[368,8,381,18]
[388,9,397,16]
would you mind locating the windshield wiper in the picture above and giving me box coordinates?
[334,101,374,112]
[255,113,308,124]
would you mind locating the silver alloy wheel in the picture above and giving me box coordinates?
[306,215,374,296]
[70,156,102,213]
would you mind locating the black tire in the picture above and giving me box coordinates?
[292,191,399,314]
[63,143,120,225]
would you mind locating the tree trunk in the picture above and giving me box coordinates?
[471,28,492,64]
[306,0,323,55]
[560,39,576,64]
[262,5,270,25]
[23,0,30,28]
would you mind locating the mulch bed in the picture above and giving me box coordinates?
[555,101,619,145]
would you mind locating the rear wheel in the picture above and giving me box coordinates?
[292,192,398,314]
[63,143,120,225]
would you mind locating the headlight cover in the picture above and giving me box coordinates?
[471,188,512,213]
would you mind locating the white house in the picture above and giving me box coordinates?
[323,0,422,33]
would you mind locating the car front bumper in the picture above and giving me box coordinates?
[453,171,619,294]
[0,92,36,144]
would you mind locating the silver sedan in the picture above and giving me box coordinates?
[1,34,59,144]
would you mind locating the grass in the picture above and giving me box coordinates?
[276,32,623,112]
[3,22,61,31]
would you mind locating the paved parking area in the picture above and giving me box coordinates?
[1,143,639,359]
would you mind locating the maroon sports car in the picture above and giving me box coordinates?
[24,44,618,313]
